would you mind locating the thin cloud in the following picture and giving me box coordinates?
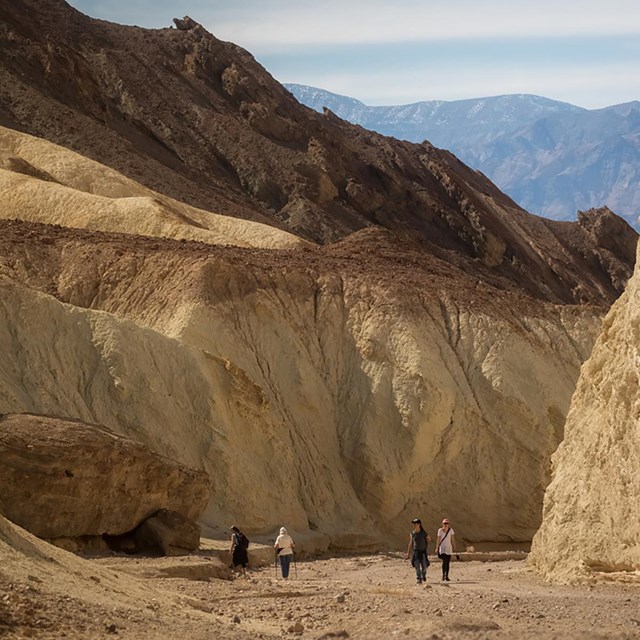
[207,0,640,50]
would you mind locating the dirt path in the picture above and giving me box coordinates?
[3,553,640,639]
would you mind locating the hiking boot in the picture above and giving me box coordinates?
[445,576,450,581]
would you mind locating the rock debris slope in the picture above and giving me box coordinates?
[0,513,223,637]
[529,241,640,582]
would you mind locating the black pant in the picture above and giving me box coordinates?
[441,553,451,578]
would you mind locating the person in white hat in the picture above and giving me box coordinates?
[435,518,456,581]
[274,526,296,578]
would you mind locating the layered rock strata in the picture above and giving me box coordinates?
[0,126,308,250]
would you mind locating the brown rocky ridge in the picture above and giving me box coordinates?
[0,0,637,307]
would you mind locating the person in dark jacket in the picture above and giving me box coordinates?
[229,525,249,577]
[406,518,431,583]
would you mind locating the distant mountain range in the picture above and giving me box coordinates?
[286,84,640,227]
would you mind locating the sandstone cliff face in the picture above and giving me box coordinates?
[0,220,608,547]
[529,242,640,582]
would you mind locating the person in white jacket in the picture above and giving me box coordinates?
[274,526,295,578]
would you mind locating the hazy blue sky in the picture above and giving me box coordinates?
[67,1,640,109]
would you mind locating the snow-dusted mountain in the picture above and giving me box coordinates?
[286,84,639,226]
[478,102,640,222]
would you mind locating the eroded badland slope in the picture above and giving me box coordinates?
[0,125,308,249]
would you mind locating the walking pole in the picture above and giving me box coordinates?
[274,550,279,578]
[293,552,298,579]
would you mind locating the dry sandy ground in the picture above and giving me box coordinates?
[2,551,639,639]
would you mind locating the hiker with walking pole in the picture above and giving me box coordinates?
[274,526,295,579]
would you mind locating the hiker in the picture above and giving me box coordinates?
[435,518,456,581]
[274,526,295,579]
[406,518,431,583]
[229,525,249,577]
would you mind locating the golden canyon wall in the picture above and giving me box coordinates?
[0,220,605,549]
[529,241,640,582]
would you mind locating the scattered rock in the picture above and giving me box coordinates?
[288,622,304,634]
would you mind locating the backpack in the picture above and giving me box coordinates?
[236,532,249,550]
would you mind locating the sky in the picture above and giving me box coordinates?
[67,1,640,109]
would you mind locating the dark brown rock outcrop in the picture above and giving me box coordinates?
[0,413,211,539]
[0,0,636,306]
[134,509,201,556]
[172,16,198,31]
